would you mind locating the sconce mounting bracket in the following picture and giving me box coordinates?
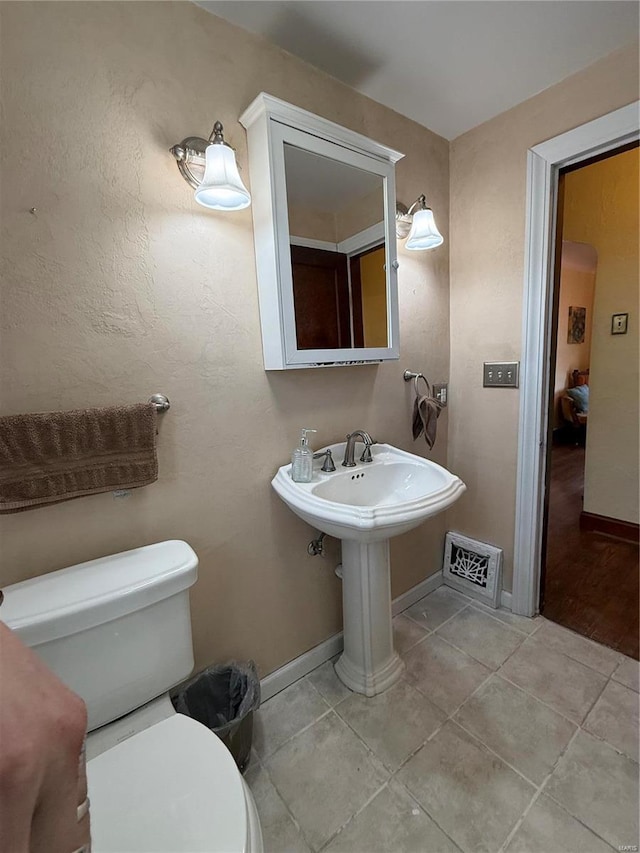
[395,202,412,239]
[170,136,208,190]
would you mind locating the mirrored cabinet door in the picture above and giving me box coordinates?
[284,142,388,351]
[240,93,403,370]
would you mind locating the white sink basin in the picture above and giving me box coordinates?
[272,440,466,697]
[272,442,466,543]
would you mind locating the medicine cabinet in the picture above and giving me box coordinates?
[240,93,403,370]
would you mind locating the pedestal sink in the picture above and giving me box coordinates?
[272,442,466,696]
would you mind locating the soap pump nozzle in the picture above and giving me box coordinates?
[299,428,317,447]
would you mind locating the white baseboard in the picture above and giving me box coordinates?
[440,577,513,612]
[391,570,443,616]
[261,571,444,702]
[501,590,512,610]
[260,631,344,703]
[260,574,514,702]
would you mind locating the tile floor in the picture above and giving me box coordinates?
[246,586,639,853]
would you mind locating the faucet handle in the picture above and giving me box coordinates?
[313,449,336,472]
[360,445,373,463]
[321,449,336,472]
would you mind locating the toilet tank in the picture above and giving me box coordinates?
[2,541,198,731]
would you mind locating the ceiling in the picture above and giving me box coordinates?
[197,1,639,140]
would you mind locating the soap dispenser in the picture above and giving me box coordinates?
[291,428,316,483]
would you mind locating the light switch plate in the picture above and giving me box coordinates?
[483,362,519,388]
[433,383,448,406]
[611,313,628,335]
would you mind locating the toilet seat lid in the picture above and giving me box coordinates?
[87,714,248,853]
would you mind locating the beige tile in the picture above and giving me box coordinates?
[324,779,460,853]
[500,637,607,723]
[393,613,429,656]
[505,794,613,853]
[253,678,329,759]
[455,676,577,784]
[244,762,312,853]
[437,607,526,669]
[398,721,535,853]
[248,747,261,769]
[306,660,353,707]
[335,677,445,771]
[469,600,542,635]
[613,655,640,693]
[545,730,639,850]
[534,619,622,676]
[405,586,470,631]
[404,634,492,714]
[584,679,639,762]
[266,711,389,851]
[244,758,262,783]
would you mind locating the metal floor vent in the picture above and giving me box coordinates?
[442,532,503,608]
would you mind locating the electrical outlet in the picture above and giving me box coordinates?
[433,383,448,406]
[483,362,519,388]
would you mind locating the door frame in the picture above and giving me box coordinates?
[512,101,639,616]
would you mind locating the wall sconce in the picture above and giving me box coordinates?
[170,121,251,211]
[396,195,443,250]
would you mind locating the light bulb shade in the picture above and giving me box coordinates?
[405,207,443,250]
[194,143,251,211]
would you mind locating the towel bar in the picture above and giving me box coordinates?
[149,394,170,413]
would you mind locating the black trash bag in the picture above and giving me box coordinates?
[173,660,260,772]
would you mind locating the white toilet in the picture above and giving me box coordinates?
[2,540,263,853]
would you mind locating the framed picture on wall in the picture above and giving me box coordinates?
[568,306,586,344]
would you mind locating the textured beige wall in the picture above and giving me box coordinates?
[0,2,450,676]
[563,148,639,524]
[553,247,596,427]
[449,42,639,590]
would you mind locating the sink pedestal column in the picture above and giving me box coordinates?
[334,539,404,696]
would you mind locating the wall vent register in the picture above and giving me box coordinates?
[442,531,503,608]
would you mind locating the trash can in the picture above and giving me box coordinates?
[173,661,260,772]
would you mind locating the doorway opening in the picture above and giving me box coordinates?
[513,102,638,623]
[540,143,639,659]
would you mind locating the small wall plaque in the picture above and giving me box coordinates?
[611,313,628,335]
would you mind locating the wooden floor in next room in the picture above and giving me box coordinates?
[543,443,639,660]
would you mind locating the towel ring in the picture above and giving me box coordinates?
[149,394,170,413]
[403,370,430,396]
[416,375,431,396]
[403,370,422,382]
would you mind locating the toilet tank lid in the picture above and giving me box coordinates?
[2,541,198,647]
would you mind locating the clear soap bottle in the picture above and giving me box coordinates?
[291,428,317,483]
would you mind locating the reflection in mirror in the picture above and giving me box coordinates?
[284,144,387,350]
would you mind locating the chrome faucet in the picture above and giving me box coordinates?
[342,430,374,467]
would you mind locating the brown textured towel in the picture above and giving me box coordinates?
[412,394,442,449]
[411,374,441,449]
[0,403,158,513]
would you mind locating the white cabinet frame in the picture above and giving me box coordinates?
[240,93,404,370]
